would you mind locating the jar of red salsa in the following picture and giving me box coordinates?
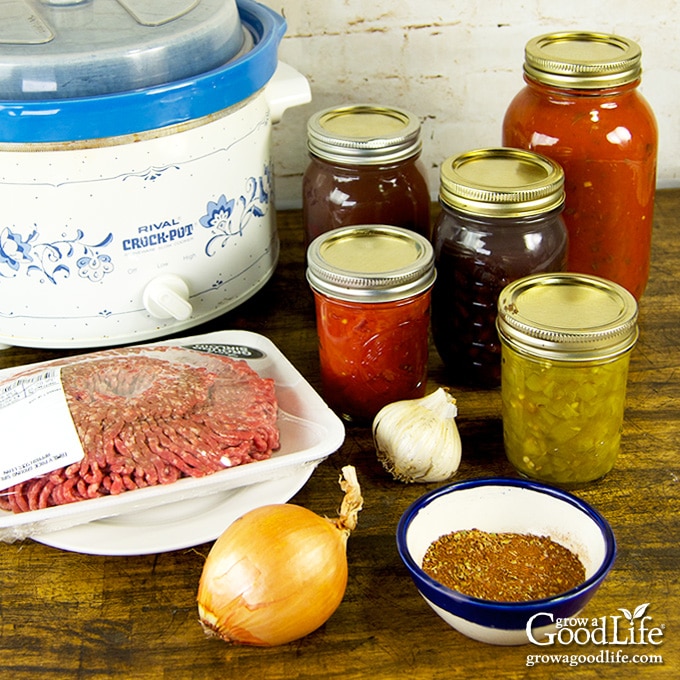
[502,32,657,300]
[302,104,431,246]
[431,148,568,388]
[306,225,435,422]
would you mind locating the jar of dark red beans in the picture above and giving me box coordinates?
[431,147,568,387]
[302,104,431,246]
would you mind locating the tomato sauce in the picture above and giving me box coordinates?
[306,224,435,423]
[502,33,657,300]
[313,292,431,422]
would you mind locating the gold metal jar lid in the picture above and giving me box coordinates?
[496,273,639,361]
[523,31,642,89]
[439,147,565,218]
[306,104,423,165]
[306,225,435,303]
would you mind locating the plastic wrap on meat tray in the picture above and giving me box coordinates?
[0,331,345,544]
[0,344,279,514]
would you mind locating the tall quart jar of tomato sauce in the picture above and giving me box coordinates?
[302,104,431,246]
[497,272,639,487]
[306,225,435,422]
[431,147,568,388]
[502,32,658,299]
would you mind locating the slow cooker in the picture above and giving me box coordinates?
[0,0,311,348]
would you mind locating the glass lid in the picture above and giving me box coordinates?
[0,0,245,98]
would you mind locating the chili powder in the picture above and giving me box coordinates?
[421,528,585,602]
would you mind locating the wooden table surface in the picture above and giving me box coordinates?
[0,190,678,679]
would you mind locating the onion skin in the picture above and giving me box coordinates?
[197,503,349,646]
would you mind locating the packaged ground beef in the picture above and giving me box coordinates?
[0,343,279,514]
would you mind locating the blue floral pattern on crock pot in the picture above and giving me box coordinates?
[200,165,272,257]
[0,227,114,285]
[0,164,272,287]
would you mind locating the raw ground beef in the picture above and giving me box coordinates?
[0,346,279,513]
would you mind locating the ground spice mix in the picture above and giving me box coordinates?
[421,528,585,602]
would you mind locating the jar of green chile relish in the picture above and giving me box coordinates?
[497,272,638,486]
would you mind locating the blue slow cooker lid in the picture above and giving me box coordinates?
[0,0,286,143]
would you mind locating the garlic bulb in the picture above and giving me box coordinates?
[372,388,462,483]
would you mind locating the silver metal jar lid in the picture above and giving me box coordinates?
[523,31,643,89]
[306,104,423,165]
[439,147,565,218]
[497,273,639,361]
[306,225,436,303]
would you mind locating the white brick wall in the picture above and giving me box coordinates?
[260,0,680,208]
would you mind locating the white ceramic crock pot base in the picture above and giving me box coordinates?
[0,94,276,348]
[0,330,346,551]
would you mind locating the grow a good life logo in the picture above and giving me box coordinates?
[525,603,665,668]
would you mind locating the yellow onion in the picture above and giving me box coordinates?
[197,465,363,646]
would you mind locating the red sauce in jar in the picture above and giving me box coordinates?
[306,225,435,422]
[313,293,431,421]
[502,32,657,300]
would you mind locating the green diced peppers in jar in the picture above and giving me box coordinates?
[501,349,631,484]
[497,273,638,486]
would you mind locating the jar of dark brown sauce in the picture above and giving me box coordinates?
[302,104,431,246]
[431,148,568,387]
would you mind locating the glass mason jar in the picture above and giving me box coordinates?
[306,225,435,422]
[431,148,568,388]
[502,31,658,300]
[302,104,431,246]
[497,273,639,487]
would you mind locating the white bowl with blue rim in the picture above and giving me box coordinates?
[396,477,616,645]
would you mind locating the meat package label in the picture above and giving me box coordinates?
[0,367,85,491]
[184,343,266,360]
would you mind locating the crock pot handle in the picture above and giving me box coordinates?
[264,62,312,124]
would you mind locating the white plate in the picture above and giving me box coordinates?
[0,330,345,551]
[35,465,315,555]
